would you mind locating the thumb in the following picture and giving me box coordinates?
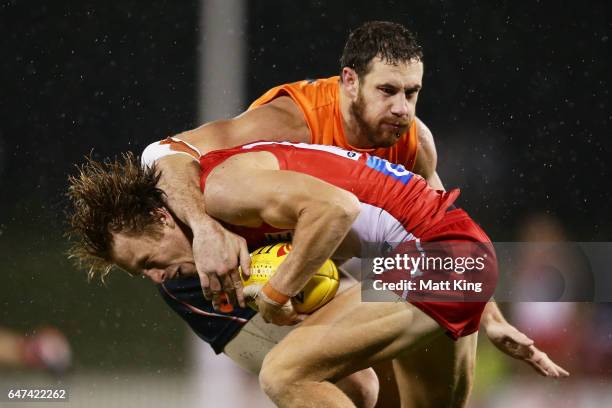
[199,273,211,300]
[240,244,252,277]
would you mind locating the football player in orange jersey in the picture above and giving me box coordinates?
[144,21,562,384]
[136,20,572,408]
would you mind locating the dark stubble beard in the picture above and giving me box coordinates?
[349,90,400,148]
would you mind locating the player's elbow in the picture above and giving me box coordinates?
[328,191,361,226]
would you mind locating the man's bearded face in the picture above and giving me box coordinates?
[349,57,423,148]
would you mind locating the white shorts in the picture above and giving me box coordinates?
[223,268,357,374]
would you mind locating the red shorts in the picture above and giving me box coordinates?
[383,208,498,340]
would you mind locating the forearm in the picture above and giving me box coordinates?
[481,300,506,326]
[269,201,360,297]
[155,154,213,228]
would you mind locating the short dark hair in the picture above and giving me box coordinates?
[66,152,165,280]
[340,21,423,78]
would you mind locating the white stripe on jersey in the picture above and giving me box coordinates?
[351,202,415,251]
[241,141,362,161]
[330,202,414,264]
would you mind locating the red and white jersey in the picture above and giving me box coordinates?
[199,142,459,253]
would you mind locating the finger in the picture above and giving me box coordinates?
[544,364,562,378]
[538,354,570,378]
[530,350,558,377]
[221,273,239,307]
[199,273,211,300]
[239,243,251,277]
[554,363,570,377]
[211,291,224,311]
[209,275,223,310]
[550,359,570,377]
[538,361,558,377]
[529,359,552,377]
[203,286,213,301]
[230,269,246,308]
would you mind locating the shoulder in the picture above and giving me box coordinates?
[250,96,310,137]
[207,150,280,180]
[264,95,304,119]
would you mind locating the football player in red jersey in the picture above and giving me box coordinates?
[66,143,569,407]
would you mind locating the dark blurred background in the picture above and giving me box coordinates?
[1,0,610,406]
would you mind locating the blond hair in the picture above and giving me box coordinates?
[66,152,165,281]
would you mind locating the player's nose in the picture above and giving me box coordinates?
[390,94,409,117]
[143,268,167,284]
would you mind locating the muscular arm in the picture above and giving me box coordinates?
[155,154,208,228]
[414,118,568,377]
[204,151,360,298]
[155,96,310,226]
[150,97,310,308]
[177,96,310,154]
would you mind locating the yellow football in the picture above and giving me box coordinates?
[240,242,339,314]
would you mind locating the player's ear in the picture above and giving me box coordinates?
[340,67,359,100]
[152,208,176,229]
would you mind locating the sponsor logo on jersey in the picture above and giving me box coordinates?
[365,155,414,184]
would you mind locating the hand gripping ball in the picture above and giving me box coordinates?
[241,243,339,313]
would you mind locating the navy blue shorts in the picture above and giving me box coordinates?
[158,277,257,354]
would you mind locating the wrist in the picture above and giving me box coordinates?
[482,302,504,326]
[262,282,290,305]
[188,213,218,231]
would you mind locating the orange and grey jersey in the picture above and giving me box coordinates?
[249,76,419,170]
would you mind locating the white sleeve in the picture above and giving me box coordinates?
[140,137,201,168]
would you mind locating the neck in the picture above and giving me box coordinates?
[338,82,373,148]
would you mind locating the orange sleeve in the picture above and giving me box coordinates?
[248,81,319,144]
